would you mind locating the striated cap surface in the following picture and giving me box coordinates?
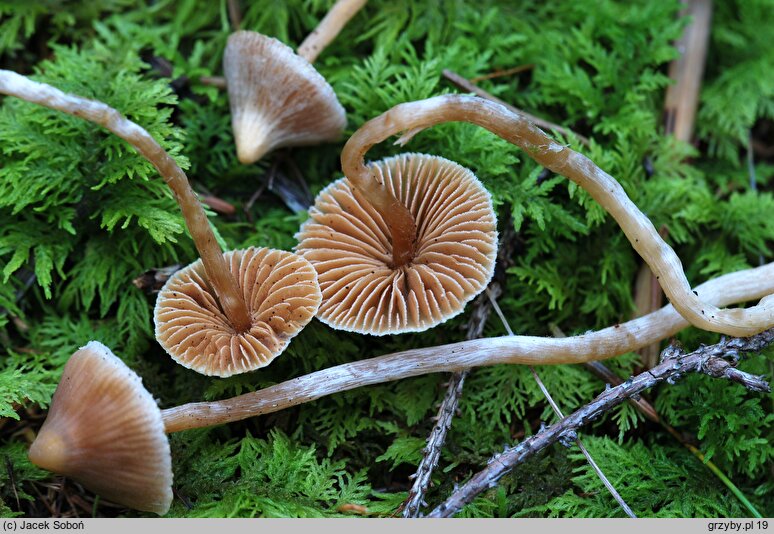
[224,31,347,164]
[154,247,321,377]
[28,341,173,515]
[295,153,497,335]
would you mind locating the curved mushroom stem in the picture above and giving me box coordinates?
[341,95,774,337]
[297,0,367,63]
[0,70,253,333]
[160,261,774,433]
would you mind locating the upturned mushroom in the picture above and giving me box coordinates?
[28,342,172,515]
[225,0,366,164]
[327,95,773,337]
[28,261,774,513]
[0,70,322,377]
[295,153,498,334]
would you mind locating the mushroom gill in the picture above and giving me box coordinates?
[224,31,347,164]
[295,153,497,335]
[28,341,172,515]
[154,247,321,377]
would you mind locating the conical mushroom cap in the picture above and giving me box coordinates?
[224,31,347,164]
[295,153,498,335]
[28,341,173,515]
[154,247,322,377]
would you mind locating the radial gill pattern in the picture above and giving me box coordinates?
[296,153,497,335]
[28,341,173,515]
[154,247,321,377]
[224,31,346,164]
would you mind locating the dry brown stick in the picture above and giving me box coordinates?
[442,69,590,145]
[470,64,535,83]
[199,76,226,88]
[201,195,236,215]
[427,329,774,517]
[227,0,242,30]
[582,360,661,422]
[663,0,713,142]
[634,226,670,368]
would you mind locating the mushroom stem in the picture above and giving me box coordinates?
[160,261,774,433]
[0,70,253,333]
[340,95,774,337]
[297,0,367,63]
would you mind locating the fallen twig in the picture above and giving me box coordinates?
[132,265,183,293]
[427,329,774,517]
[490,296,635,518]
[199,76,226,89]
[227,0,242,30]
[581,358,761,517]
[663,0,712,142]
[402,368,469,518]
[470,64,534,84]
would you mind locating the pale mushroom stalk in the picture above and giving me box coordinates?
[297,0,368,63]
[160,261,774,432]
[0,70,253,333]
[29,263,773,513]
[340,95,774,336]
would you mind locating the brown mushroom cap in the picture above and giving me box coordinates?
[28,341,173,515]
[224,31,347,164]
[295,153,497,335]
[154,247,322,377]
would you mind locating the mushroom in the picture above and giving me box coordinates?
[29,261,774,513]
[28,341,172,515]
[154,247,321,376]
[333,95,774,337]
[295,153,497,334]
[224,0,366,164]
[0,70,322,376]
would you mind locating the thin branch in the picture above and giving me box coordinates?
[470,64,534,83]
[441,69,590,145]
[428,329,774,517]
[581,360,661,422]
[663,0,712,142]
[199,76,226,89]
[581,358,761,517]
[227,0,242,30]
[489,293,636,518]
[747,130,764,267]
[401,286,503,517]
[402,368,469,518]
[403,223,516,517]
